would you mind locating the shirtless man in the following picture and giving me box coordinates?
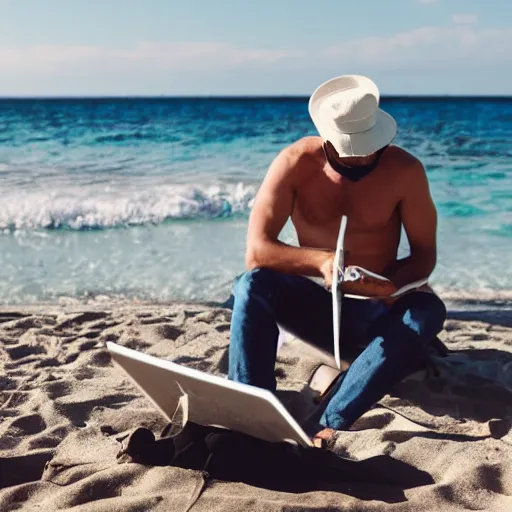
[228,75,447,444]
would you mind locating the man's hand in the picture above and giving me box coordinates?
[320,256,398,297]
[343,266,397,297]
[319,252,336,290]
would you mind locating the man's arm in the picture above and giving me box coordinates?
[245,143,332,278]
[385,160,438,289]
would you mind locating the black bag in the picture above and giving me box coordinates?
[117,421,433,495]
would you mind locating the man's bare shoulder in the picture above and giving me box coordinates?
[385,146,430,200]
[281,136,323,162]
[385,145,426,179]
[385,145,422,167]
[271,137,323,183]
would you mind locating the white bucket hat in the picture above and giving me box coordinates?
[309,75,397,157]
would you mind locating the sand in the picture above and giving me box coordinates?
[0,300,511,511]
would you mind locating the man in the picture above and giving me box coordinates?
[228,75,447,444]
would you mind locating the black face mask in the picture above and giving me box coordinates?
[323,145,387,182]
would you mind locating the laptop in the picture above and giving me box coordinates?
[108,341,313,447]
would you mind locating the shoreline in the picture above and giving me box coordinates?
[1,288,510,311]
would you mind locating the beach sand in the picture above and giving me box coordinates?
[1,301,511,511]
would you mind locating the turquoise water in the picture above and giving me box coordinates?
[0,97,511,304]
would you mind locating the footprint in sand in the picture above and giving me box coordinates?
[153,324,185,340]
[56,312,108,330]
[477,464,508,494]
[184,309,202,319]
[122,339,152,351]
[78,340,100,352]
[44,380,73,400]
[470,333,491,341]
[6,344,46,360]
[80,330,102,340]
[195,310,231,324]
[72,367,97,381]
[0,375,18,391]
[214,323,231,333]
[2,317,45,331]
[37,358,61,368]
[62,348,109,367]
[88,349,112,367]
[7,414,47,436]
[102,332,119,343]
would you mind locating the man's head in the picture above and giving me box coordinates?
[309,75,397,160]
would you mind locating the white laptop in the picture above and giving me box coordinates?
[107,342,313,447]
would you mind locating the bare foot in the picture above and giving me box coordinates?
[312,427,337,449]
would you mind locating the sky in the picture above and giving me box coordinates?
[0,0,511,96]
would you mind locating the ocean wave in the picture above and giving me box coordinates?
[0,182,256,232]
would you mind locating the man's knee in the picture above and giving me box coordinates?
[393,292,447,338]
[233,267,280,300]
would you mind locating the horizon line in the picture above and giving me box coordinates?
[0,94,511,100]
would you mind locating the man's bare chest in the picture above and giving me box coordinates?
[292,176,398,233]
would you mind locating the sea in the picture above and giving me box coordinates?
[0,97,511,306]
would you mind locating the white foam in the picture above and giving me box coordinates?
[0,181,257,231]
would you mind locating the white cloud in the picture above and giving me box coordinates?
[0,42,300,75]
[453,14,479,25]
[324,25,512,70]
[2,24,510,81]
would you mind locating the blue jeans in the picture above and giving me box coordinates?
[228,268,446,430]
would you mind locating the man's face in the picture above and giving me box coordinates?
[323,140,380,168]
